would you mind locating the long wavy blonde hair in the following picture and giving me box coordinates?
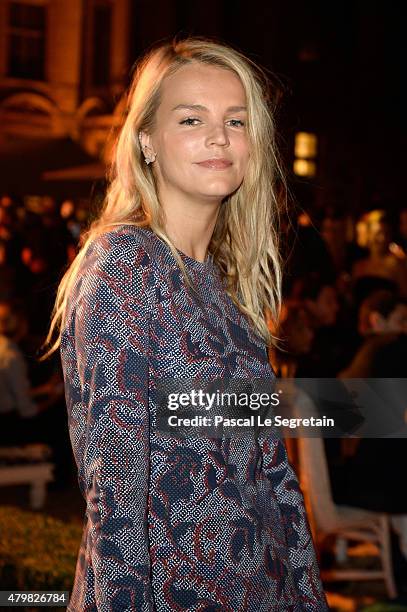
[41,35,286,360]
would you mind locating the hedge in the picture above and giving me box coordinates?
[359,603,407,612]
[0,505,82,595]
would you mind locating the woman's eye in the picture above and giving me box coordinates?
[227,119,245,127]
[179,118,245,127]
[180,117,201,126]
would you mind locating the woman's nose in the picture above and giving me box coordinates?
[206,123,230,146]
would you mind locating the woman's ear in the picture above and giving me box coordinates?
[138,130,147,150]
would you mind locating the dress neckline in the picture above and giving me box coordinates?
[141,226,215,272]
[175,247,214,269]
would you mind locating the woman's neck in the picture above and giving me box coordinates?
[160,192,221,262]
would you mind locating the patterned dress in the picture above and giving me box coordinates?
[60,224,328,611]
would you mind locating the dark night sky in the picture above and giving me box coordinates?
[130,1,405,215]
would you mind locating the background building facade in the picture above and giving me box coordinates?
[0,0,130,160]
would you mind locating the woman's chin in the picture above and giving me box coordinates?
[193,182,240,200]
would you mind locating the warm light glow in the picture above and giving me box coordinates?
[293,158,316,177]
[295,132,318,158]
[298,212,312,226]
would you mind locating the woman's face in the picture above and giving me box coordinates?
[142,63,250,205]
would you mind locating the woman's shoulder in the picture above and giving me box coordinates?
[70,224,160,312]
[84,224,158,267]
[79,224,177,287]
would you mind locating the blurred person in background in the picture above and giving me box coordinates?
[36,196,72,273]
[293,272,357,377]
[321,209,367,276]
[59,199,81,263]
[338,289,407,378]
[352,209,407,302]
[282,209,336,297]
[268,299,314,468]
[20,244,56,338]
[0,299,39,445]
[292,273,360,491]
[302,276,339,328]
[19,196,71,338]
[320,209,368,311]
[60,199,81,240]
[270,300,314,378]
[0,298,73,485]
[337,289,407,592]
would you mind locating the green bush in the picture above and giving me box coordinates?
[0,505,82,592]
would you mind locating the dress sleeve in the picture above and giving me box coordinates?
[73,240,156,611]
[257,431,328,610]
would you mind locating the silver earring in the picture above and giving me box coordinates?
[141,145,150,164]
[141,144,156,165]
[145,152,156,165]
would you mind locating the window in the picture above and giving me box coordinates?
[7,2,47,80]
[91,2,111,87]
[293,132,318,178]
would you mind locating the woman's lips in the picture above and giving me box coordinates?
[195,159,232,170]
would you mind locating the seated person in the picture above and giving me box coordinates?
[337,291,407,513]
[0,300,39,445]
[0,299,73,485]
[294,272,357,376]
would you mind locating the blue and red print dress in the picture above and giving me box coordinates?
[60,224,328,611]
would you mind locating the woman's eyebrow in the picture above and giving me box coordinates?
[171,104,247,112]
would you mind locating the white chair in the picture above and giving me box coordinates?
[0,444,54,510]
[295,387,397,599]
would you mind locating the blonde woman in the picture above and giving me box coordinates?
[43,37,328,611]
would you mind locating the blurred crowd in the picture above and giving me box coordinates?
[270,205,407,588]
[0,193,88,487]
[274,206,407,380]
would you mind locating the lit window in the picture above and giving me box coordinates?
[293,159,317,178]
[295,132,318,158]
[293,131,318,178]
